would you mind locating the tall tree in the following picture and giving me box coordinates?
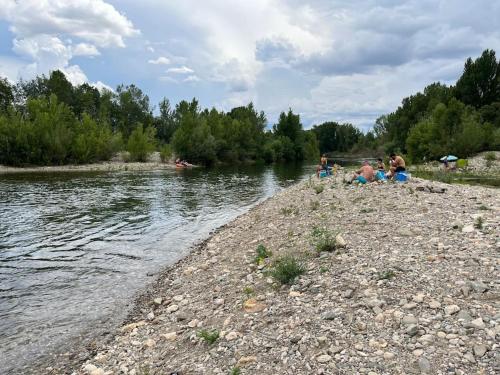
[0,77,14,113]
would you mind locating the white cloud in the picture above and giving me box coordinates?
[166,66,194,74]
[148,56,170,65]
[72,43,100,57]
[184,75,200,82]
[159,76,179,84]
[93,80,114,92]
[1,0,139,48]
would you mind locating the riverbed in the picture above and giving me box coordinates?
[0,163,311,373]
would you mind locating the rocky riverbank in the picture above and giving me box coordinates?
[48,173,498,375]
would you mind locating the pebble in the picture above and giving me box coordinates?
[473,344,487,357]
[461,225,474,233]
[444,305,460,316]
[467,317,485,330]
[428,300,441,309]
[167,304,179,313]
[161,332,177,341]
[153,298,162,305]
[225,331,239,341]
[418,357,431,373]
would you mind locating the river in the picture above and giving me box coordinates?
[0,163,312,373]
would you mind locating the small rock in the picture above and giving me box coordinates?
[173,294,184,302]
[467,281,489,293]
[188,319,200,328]
[413,349,424,357]
[412,293,425,303]
[418,357,431,373]
[406,324,419,337]
[428,300,441,309]
[335,234,347,248]
[225,331,239,341]
[289,290,302,297]
[473,344,487,357]
[243,298,266,313]
[402,315,418,325]
[403,302,417,310]
[467,317,485,330]
[167,304,179,313]
[237,356,257,366]
[463,352,475,363]
[461,225,474,233]
[456,309,472,321]
[317,354,332,363]
[383,352,395,360]
[444,305,460,316]
[146,312,155,320]
[144,338,156,348]
[342,289,355,299]
[153,298,162,305]
[214,298,225,306]
[161,332,177,341]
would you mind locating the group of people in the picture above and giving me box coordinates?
[351,153,406,184]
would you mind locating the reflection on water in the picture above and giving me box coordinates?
[0,164,312,373]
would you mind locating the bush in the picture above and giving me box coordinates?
[159,144,172,162]
[314,184,325,194]
[311,227,338,252]
[127,124,156,162]
[269,255,305,284]
[254,244,272,265]
[456,159,468,168]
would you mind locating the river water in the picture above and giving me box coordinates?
[0,163,312,373]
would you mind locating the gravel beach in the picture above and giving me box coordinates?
[43,173,499,375]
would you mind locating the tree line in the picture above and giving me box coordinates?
[0,71,319,166]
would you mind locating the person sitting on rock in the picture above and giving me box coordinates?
[389,153,406,178]
[351,160,374,184]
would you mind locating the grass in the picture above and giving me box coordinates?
[231,368,241,375]
[478,204,490,210]
[377,270,396,280]
[484,152,496,162]
[311,227,338,252]
[197,329,220,345]
[310,200,320,211]
[319,266,329,273]
[269,255,305,285]
[243,286,254,297]
[314,184,325,194]
[254,244,272,265]
[281,206,299,215]
[474,216,484,229]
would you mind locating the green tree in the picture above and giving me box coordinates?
[127,124,156,162]
[0,77,14,113]
[116,84,153,137]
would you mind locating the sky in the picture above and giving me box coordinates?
[0,0,499,131]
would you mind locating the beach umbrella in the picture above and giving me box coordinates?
[440,155,458,162]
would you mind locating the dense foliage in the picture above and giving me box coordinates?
[0,71,319,166]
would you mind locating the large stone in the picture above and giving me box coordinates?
[161,332,177,341]
[418,357,431,373]
[467,318,485,330]
[237,356,257,366]
[317,354,332,363]
[473,344,488,357]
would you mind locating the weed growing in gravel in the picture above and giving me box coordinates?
[270,255,305,285]
[314,184,325,194]
[478,204,490,210]
[231,367,241,375]
[474,217,484,229]
[281,206,299,215]
[310,200,320,210]
[484,152,496,161]
[311,227,338,252]
[255,244,272,264]
[243,286,254,297]
[198,329,220,344]
[377,270,396,280]
[360,208,375,213]
[319,266,329,273]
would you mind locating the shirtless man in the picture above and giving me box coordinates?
[389,153,406,178]
[352,160,374,184]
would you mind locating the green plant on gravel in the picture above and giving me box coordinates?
[281,206,299,215]
[198,329,220,344]
[314,184,325,194]
[231,367,241,375]
[254,244,272,264]
[311,227,338,252]
[243,286,254,297]
[310,200,320,211]
[360,208,375,213]
[456,159,468,169]
[269,255,305,285]
[478,204,490,210]
[319,266,329,273]
[474,216,484,229]
[377,270,396,280]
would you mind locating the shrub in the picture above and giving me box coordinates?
[159,144,173,162]
[456,159,468,168]
[310,200,320,210]
[474,217,484,229]
[280,206,299,215]
[311,227,338,252]
[231,368,241,375]
[314,184,324,194]
[377,270,396,280]
[269,255,305,284]
[255,244,272,264]
[197,329,219,344]
[127,124,156,162]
